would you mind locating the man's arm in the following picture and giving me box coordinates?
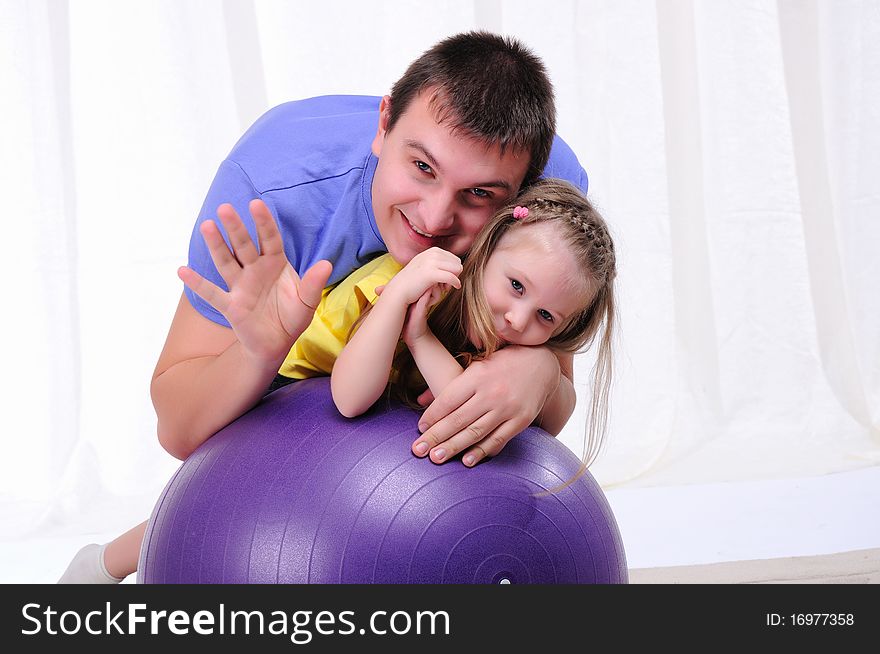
[150,294,283,460]
[411,347,575,466]
[534,351,576,435]
[152,199,332,460]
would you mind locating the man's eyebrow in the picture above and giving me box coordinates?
[405,140,441,170]
[404,139,513,191]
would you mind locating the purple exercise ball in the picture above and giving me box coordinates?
[137,377,627,584]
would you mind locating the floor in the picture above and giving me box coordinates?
[630,547,880,584]
[603,466,880,569]
[3,466,878,584]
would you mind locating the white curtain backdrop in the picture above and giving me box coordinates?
[2,0,878,544]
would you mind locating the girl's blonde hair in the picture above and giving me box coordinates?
[391,178,617,472]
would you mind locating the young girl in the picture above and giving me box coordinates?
[332,178,616,474]
[58,178,616,583]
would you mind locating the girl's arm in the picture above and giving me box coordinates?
[331,248,461,418]
[402,289,465,398]
[331,284,409,417]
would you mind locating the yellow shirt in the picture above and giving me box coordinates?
[278,254,403,380]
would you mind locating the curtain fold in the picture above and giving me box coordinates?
[655,0,723,458]
[221,0,268,132]
[1,0,877,537]
[778,0,877,435]
[3,0,81,507]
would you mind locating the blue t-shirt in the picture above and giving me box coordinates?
[187,95,588,326]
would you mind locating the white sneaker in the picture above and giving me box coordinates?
[57,543,124,584]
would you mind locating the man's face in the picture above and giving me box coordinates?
[370,92,530,263]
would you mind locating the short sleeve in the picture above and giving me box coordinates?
[277,256,401,379]
[185,159,290,327]
[543,135,589,195]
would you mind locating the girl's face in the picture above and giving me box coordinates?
[475,224,591,347]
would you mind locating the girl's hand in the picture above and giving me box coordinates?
[402,285,443,346]
[383,247,461,307]
[177,199,332,365]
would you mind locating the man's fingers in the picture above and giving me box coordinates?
[297,260,332,311]
[423,418,524,468]
[462,421,522,467]
[199,220,242,286]
[418,378,476,432]
[216,203,260,266]
[251,199,285,258]
[178,266,228,314]
[425,412,498,464]
[414,393,481,453]
[414,411,498,466]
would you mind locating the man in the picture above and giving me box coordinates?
[155,31,587,467]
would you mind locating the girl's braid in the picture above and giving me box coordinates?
[531,196,616,284]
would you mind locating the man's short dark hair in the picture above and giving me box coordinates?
[388,31,556,188]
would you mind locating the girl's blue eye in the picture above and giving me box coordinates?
[538,309,554,322]
[415,161,432,174]
[510,279,523,293]
[470,188,490,198]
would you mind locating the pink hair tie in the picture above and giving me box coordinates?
[513,206,529,219]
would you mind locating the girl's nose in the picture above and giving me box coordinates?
[505,309,526,332]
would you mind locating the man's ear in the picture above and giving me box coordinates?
[371,95,392,157]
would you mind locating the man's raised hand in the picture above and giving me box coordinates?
[177,199,332,365]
